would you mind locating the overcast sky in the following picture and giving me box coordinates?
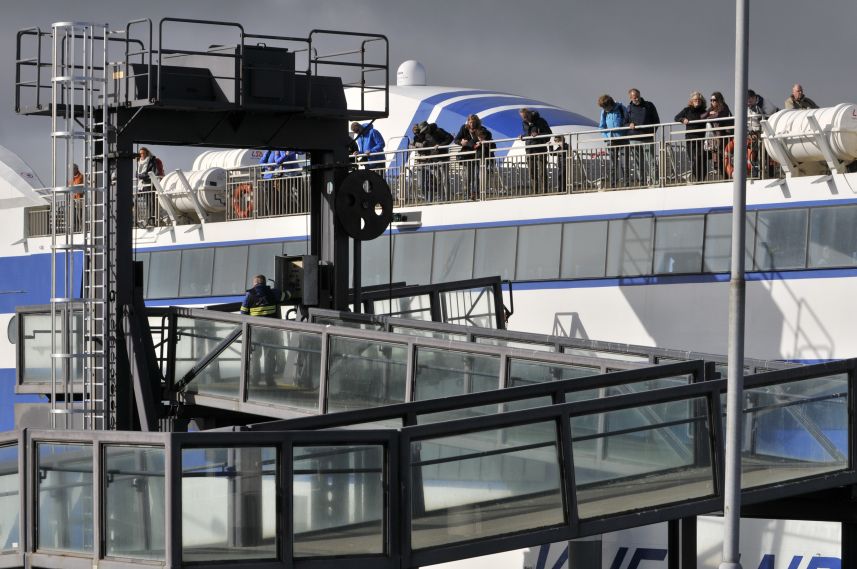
[3,0,855,179]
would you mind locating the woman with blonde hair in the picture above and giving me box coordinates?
[674,91,707,181]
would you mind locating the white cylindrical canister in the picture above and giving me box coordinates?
[160,168,227,213]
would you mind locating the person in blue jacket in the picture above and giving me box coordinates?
[241,274,289,386]
[597,94,629,188]
[350,122,386,168]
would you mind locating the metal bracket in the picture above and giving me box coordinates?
[806,115,846,175]
[760,120,794,178]
[175,169,209,223]
[149,175,179,226]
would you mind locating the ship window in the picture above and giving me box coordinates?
[808,205,857,268]
[283,239,309,257]
[653,216,704,274]
[393,232,434,285]
[212,246,249,296]
[473,227,517,280]
[561,221,608,278]
[147,250,181,299]
[516,224,561,280]
[702,212,756,273]
[179,248,214,297]
[432,229,475,283]
[135,252,150,298]
[362,234,392,287]
[246,242,283,288]
[606,217,654,277]
[755,209,808,270]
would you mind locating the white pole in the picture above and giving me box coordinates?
[720,0,749,568]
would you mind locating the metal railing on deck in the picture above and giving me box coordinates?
[24,120,787,238]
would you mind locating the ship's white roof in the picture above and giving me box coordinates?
[0,145,45,210]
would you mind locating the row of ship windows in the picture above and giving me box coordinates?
[138,204,857,300]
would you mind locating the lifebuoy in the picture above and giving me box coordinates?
[232,183,254,218]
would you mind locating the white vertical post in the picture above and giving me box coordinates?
[720,0,749,568]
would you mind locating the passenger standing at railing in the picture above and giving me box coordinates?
[702,92,733,181]
[784,84,818,110]
[674,92,707,182]
[136,147,162,227]
[475,127,496,199]
[70,164,84,231]
[548,136,569,191]
[412,121,453,203]
[454,114,484,199]
[258,150,287,217]
[597,95,629,188]
[519,108,552,193]
[350,122,386,169]
[747,89,778,132]
[626,89,661,187]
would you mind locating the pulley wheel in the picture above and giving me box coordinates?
[335,170,393,240]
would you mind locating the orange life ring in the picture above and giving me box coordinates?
[232,183,254,218]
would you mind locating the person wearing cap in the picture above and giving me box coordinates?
[747,89,778,132]
[784,84,818,110]
[411,120,453,202]
[519,108,552,193]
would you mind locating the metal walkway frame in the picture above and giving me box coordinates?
[0,359,854,569]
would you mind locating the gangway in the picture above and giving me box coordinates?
[0,358,854,569]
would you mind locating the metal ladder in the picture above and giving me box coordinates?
[49,22,111,430]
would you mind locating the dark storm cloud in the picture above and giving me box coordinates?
[3,0,855,179]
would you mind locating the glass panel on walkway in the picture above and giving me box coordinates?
[293,445,385,557]
[104,445,165,560]
[327,336,407,413]
[413,348,500,400]
[572,398,714,519]
[175,318,242,398]
[37,443,93,552]
[509,359,598,387]
[410,421,565,550]
[181,446,277,562]
[0,444,19,552]
[740,374,849,489]
[246,327,322,412]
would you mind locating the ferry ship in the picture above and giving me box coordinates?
[1,17,856,569]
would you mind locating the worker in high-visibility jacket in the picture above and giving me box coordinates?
[241,274,287,318]
[241,274,289,386]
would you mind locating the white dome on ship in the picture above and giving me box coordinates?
[346,62,597,155]
[396,60,426,86]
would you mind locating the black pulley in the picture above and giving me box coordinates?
[335,170,393,240]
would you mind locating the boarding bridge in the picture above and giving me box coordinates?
[0,353,854,569]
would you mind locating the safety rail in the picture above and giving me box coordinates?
[306,308,795,375]
[23,119,788,237]
[0,359,854,569]
[17,18,389,119]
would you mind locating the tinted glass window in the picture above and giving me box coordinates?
[516,224,561,279]
[432,230,475,283]
[393,232,433,285]
[653,216,704,274]
[179,248,214,297]
[362,234,391,287]
[212,246,248,296]
[147,250,181,299]
[246,242,283,288]
[702,212,756,273]
[808,206,857,268]
[561,221,607,278]
[135,252,150,297]
[606,217,654,276]
[473,227,517,280]
[755,209,808,270]
[283,240,309,257]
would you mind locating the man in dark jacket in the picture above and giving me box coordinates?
[519,108,552,193]
[242,274,288,386]
[412,121,454,202]
[626,89,661,186]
